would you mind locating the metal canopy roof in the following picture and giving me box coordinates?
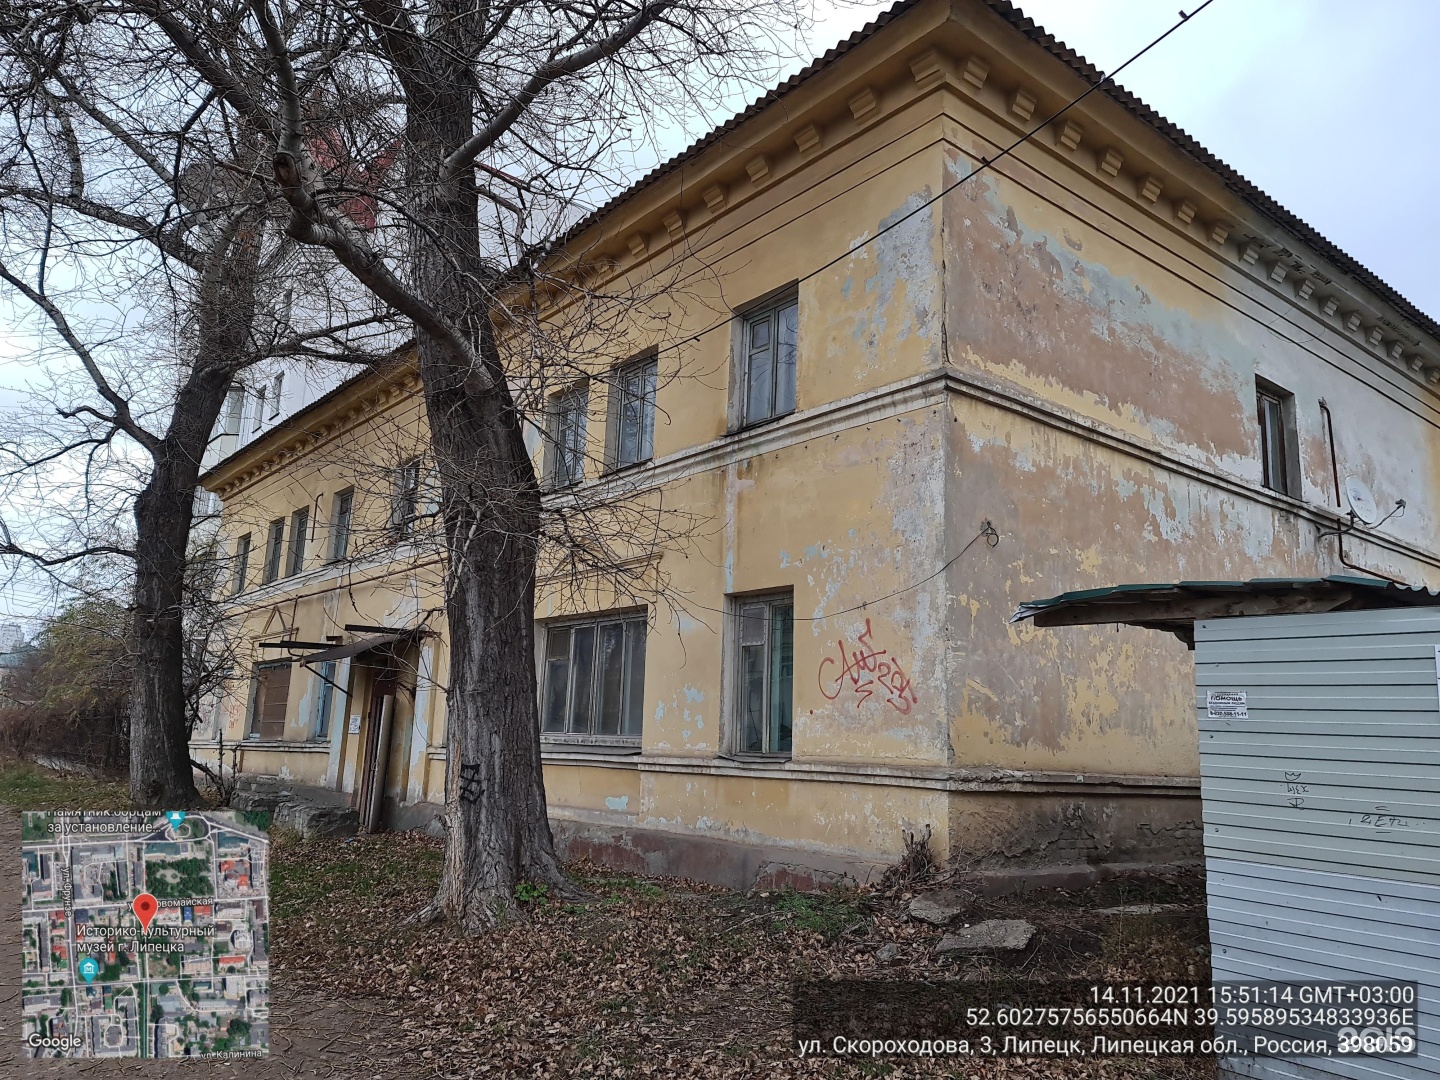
[1010,576,1440,648]
[297,629,424,666]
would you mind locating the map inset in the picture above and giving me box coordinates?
[20,809,269,1059]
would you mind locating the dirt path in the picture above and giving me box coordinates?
[2,810,423,1080]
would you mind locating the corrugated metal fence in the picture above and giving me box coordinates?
[1196,607,1440,1079]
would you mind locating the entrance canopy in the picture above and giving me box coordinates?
[297,628,425,666]
[1010,575,1440,647]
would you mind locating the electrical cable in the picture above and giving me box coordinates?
[691,520,999,623]
[658,7,1214,625]
[652,0,1217,361]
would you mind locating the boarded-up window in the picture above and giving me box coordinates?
[248,662,292,740]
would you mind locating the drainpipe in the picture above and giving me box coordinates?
[364,695,395,832]
[1317,399,1405,583]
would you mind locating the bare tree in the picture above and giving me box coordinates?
[0,6,393,806]
[15,0,810,927]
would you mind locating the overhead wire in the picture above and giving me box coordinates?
[652,0,1217,360]
[663,3,1216,623]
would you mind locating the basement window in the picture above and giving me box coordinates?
[1256,378,1300,498]
[540,613,646,744]
[732,592,794,756]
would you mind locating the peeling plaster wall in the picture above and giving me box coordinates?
[193,6,1440,880]
[935,111,1440,854]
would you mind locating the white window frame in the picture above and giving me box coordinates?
[262,518,285,583]
[286,506,308,577]
[390,458,422,539]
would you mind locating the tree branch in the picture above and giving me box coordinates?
[246,0,494,389]
[440,0,675,180]
[0,258,162,454]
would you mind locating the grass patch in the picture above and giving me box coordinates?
[768,888,866,939]
[577,873,665,900]
[270,836,443,920]
[0,759,130,811]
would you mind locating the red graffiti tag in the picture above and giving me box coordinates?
[817,618,919,715]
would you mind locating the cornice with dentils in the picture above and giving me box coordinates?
[548,0,1439,392]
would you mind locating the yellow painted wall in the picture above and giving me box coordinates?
[193,0,1440,872]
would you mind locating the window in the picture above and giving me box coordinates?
[286,507,308,576]
[548,385,588,488]
[1256,379,1299,498]
[247,661,292,740]
[608,355,657,469]
[733,594,794,755]
[222,386,245,436]
[313,661,338,739]
[262,518,285,583]
[330,490,354,562]
[390,458,422,538]
[232,533,251,595]
[252,386,267,432]
[540,613,646,740]
[269,372,284,419]
[738,292,798,427]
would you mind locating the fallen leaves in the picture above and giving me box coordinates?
[262,832,1217,1079]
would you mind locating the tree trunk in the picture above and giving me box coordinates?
[128,454,205,808]
[129,229,260,808]
[405,73,575,930]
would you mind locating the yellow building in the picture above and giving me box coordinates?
[194,0,1440,888]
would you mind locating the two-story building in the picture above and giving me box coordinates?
[192,0,1440,889]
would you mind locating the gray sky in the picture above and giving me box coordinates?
[2,0,1435,630]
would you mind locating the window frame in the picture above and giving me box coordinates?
[286,506,309,577]
[269,372,284,419]
[605,352,658,471]
[262,518,285,584]
[1256,377,1301,499]
[329,489,354,562]
[727,591,795,758]
[222,385,245,437]
[390,458,422,539]
[538,610,647,748]
[246,660,292,740]
[231,533,251,595]
[312,660,339,740]
[546,383,589,489]
[730,285,799,432]
[252,386,267,432]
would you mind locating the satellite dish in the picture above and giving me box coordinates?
[1344,476,1380,525]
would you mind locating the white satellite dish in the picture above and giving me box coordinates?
[1344,476,1380,525]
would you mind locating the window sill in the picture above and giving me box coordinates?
[603,458,652,478]
[726,410,795,438]
[541,735,642,753]
[719,751,793,765]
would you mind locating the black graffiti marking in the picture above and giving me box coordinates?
[459,763,484,804]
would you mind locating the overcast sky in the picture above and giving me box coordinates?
[2,0,1435,631]
[808,0,1439,315]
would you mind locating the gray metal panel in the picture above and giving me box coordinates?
[1196,608,1440,890]
[1208,859,1439,1080]
[1196,609,1440,1079]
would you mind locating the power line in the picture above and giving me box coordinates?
[661,0,1217,359]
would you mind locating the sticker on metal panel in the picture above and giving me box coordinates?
[1206,690,1248,719]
